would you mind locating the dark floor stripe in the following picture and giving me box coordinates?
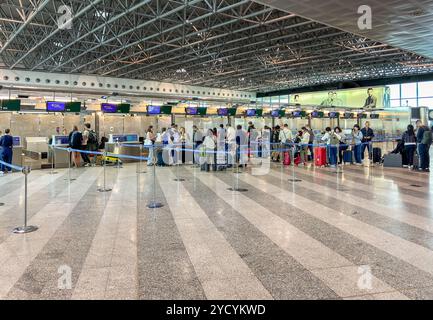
[178,168,340,300]
[136,170,206,300]
[279,166,432,218]
[6,169,110,299]
[211,170,433,299]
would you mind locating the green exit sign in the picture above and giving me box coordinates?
[0,99,21,111]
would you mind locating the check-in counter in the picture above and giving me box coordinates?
[50,135,70,168]
[11,136,23,169]
[105,133,144,162]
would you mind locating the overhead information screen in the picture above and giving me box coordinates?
[101,103,130,113]
[292,111,306,118]
[160,105,172,115]
[246,109,256,117]
[217,108,228,116]
[66,102,81,112]
[357,113,368,119]
[328,112,340,118]
[185,107,198,115]
[255,109,263,117]
[370,114,380,119]
[147,106,161,115]
[271,110,285,117]
[197,107,207,116]
[47,101,66,112]
[0,99,21,111]
[343,112,354,119]
[101,103,118,113]
[310,111,324,118]
[228,108,237,116]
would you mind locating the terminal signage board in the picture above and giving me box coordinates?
[370,114,380,119]
[185,107,198,115]
[0,99,21,111]
[328,112,340,119]
[101,103,130,113]
[343,112,354,119]
[197,107,207,116]
[66,102,81,113]
[47,101,66,112]
[310,111,324,118]
[160,105,172,115]
[228,108,237,116]
[292,111,306,118]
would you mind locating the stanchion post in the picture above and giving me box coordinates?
[98,151,112,193]
[147,151,163,209]
[13,167,38,234]
[50,145,58,175]
[64,148,76,181]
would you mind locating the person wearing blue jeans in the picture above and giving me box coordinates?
[328,145,338,166]
[416,120,431,172]
[352,125,364,165]
[0,129,14,174]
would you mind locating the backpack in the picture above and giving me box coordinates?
[422,128,433,145]
[329,132,340,145]
[87,130,98,145]
[70,131,82,148]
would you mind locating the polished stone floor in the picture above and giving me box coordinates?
[0,161,432,300]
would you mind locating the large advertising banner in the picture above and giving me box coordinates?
[290,86,391,109]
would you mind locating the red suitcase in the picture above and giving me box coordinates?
[314,147,327,167]
[283,152,291,166]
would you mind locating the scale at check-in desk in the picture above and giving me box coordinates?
[106,133,142,162]
[50,135,70,168]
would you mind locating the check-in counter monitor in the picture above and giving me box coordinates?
[106,133,142,162]
[50,135,70,168]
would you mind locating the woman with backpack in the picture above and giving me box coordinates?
[352,125,364,166]
[402,124,417,169]
[69,125,82,168]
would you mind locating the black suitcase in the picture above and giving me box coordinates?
[343,150,353,164]
[383,153,402,167]
[373,148,382,163]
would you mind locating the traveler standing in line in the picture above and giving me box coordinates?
[402,124,417,169]
[361,121,374,161]
[84,123,98,166]
[192,125,203,165]
[261,125,271,158]
[300,127,310,166]
[0,129,13,175]
[69,125,82,168]
[226,124,236,167]
[203,129,216,171]
[81,124,91,166]
[279,124,293,161]
[334,127,346,165]
[352,125,364,165]
[179,127,190,164]
[416,120,432,172]
[145,126,156,166]
[322,127,340,168]
[236,125,248,167]
[305,124,315,161]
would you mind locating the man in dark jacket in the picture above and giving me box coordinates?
[416,120,431,172]
[361,121,374,161]
[0,129,14,174]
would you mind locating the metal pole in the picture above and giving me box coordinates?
[147,151,163,208]
[64,148,76,181]
[137,144,146,174]
[13,167,38,234]
[50,145,58,174]
[98,151,112,192]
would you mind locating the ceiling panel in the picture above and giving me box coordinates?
[255,0,433,59]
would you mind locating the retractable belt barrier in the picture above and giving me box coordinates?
[0,159,38,234]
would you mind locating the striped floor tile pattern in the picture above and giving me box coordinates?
[0,162,432,300]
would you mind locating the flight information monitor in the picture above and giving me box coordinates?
[185,107,198,115]
[47,101,66,112]
[217,108,228,116]
[101,103,118,113]
[328,112,340,118]
[246,109,256,117]
[147,106,161,115]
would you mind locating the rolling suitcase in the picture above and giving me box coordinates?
[343,150,353,164]
[383,153,402,168]
[314,147,327,167]
[283,152,291,166]
[373,147,382,163]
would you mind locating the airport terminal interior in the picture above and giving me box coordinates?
[1,0,433,302]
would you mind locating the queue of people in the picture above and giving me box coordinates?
[0,129,13,175]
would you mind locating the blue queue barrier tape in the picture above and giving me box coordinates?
[0,159,24,172]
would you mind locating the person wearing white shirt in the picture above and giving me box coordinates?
[226,124,236,167]
[279,124,293,144]
[203,129,216,171]
[300,127,310,165]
